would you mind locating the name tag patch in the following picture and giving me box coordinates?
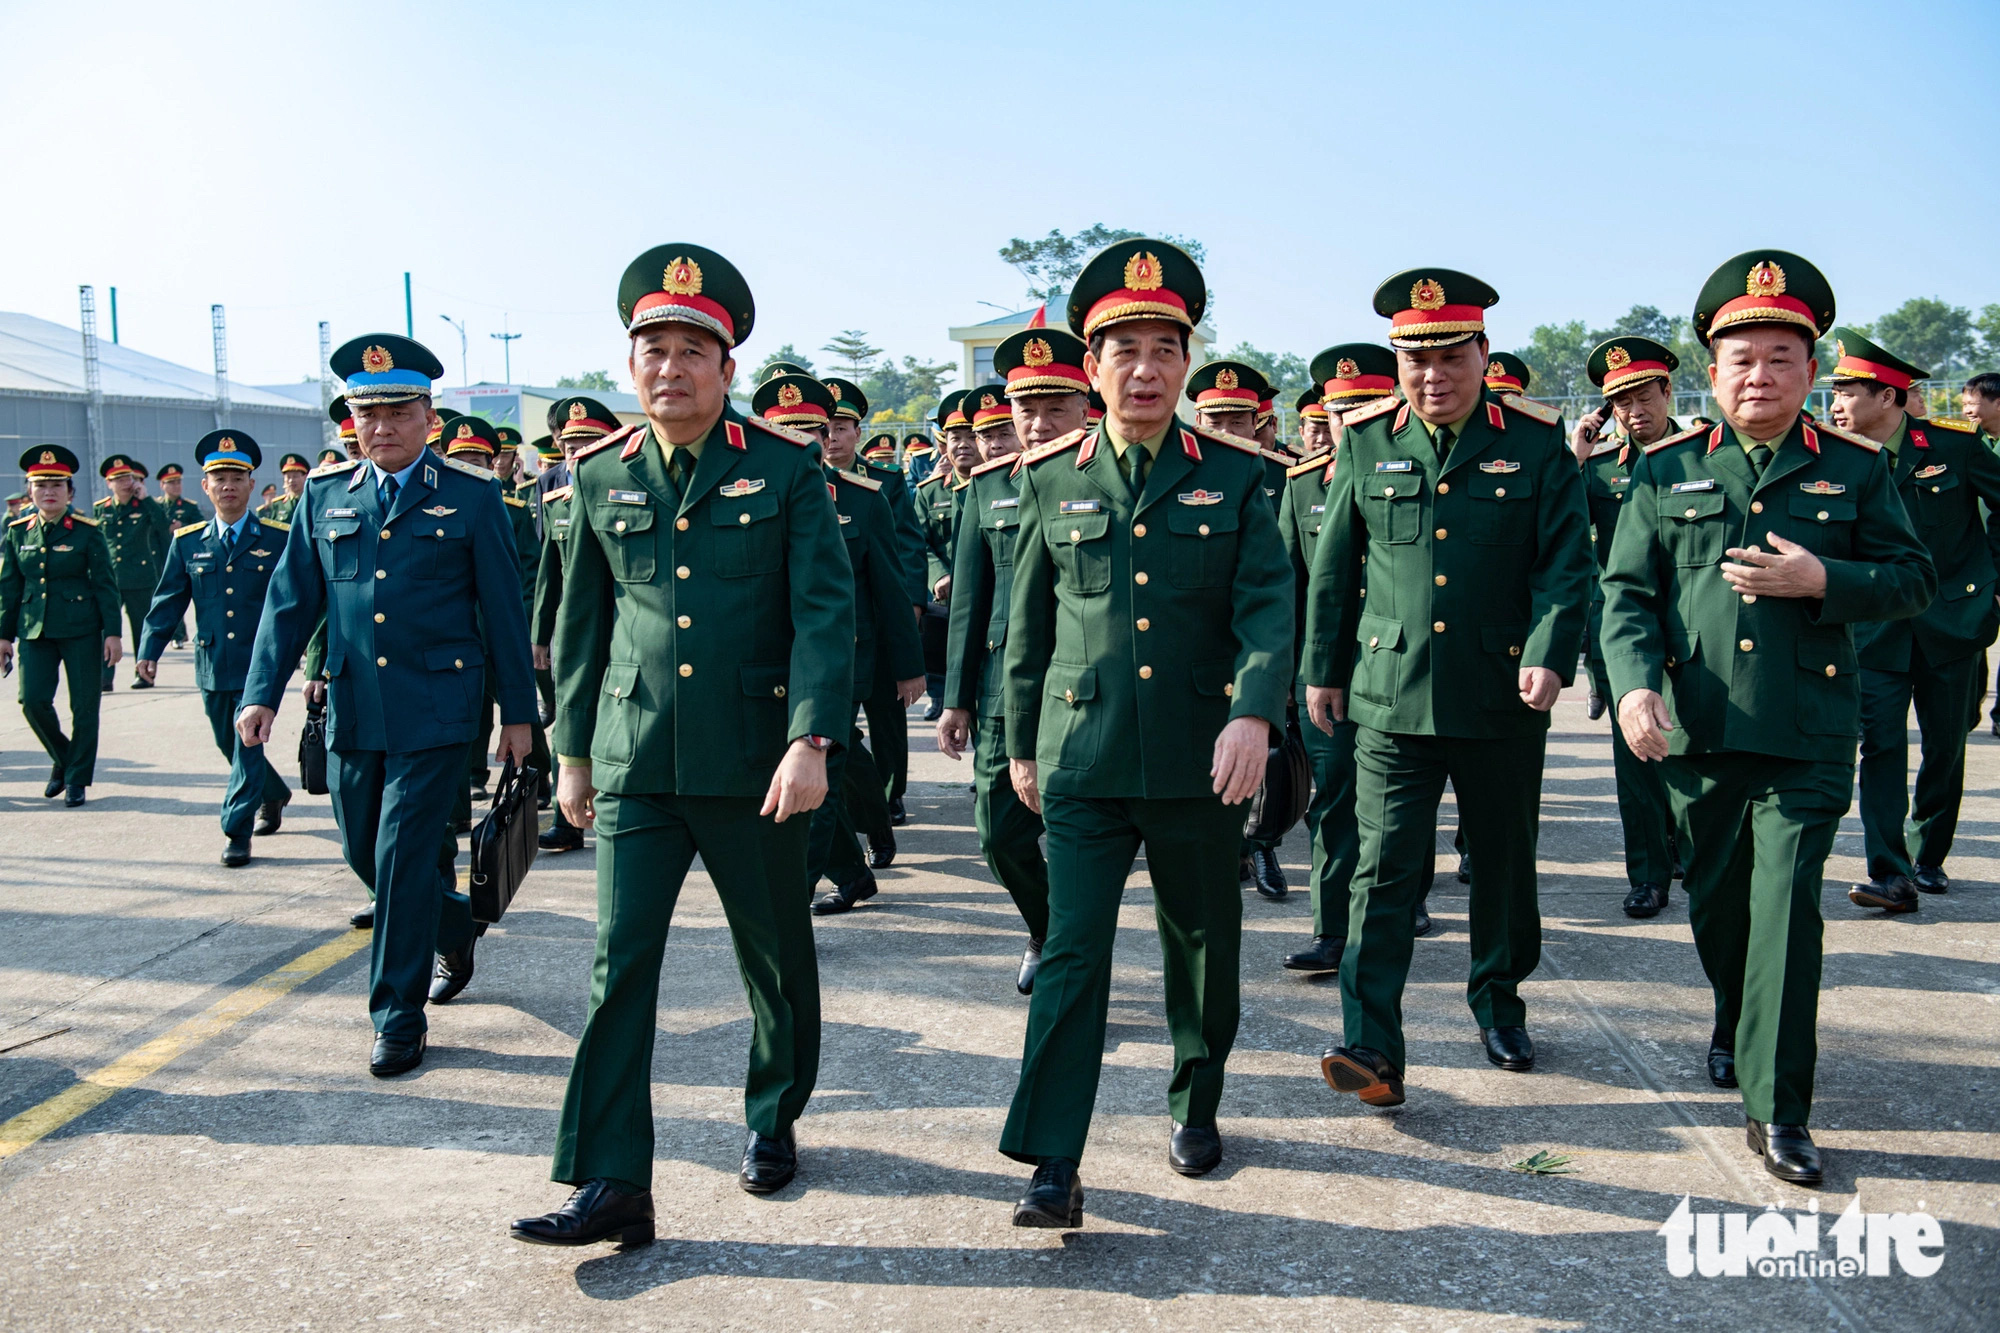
[606,489,649,506]
[989,497,1019,509]
[1059,500,1100,514]
[1178,489,1223,506]
[719,478,766,497]
[1375,460,1414,472]
[1479,461,1521,474]
[1799,480,1846,496]
[1669,480,1716,493]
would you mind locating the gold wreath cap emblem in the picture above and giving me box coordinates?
[568,401,588,420]
[1023,338,1053,368]
[980,392,998,410]
[1746,260,1787,298]
[1123,250,1164,292]
[361,345,394,373]
[1410,278,1447,312]
[1216,368,1239,391]
[777,383,803,408]
[1605,346,1631,371]
[663,256,704,296]
[1335,358,1359,380]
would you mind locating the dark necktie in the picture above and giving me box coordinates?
[1748,445,1774,477]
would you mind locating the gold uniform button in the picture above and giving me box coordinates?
[376,570,386,579]
[773,685,786,698]
[1751,501,1763,514]
[1824,664,1837,678]
[1817,510,1829,521]
[614,520,626,532]
[676,565,690,579]
[1739,639,1754,652]
[374,612,386,623]
[678,663,693,677]
[376,656,387,666]
[1437,482,1450,495]
[1434,574,1447,586]
[1138,665,1152,679]
[677,614,691,628]
[1134,571,1148,585]
[1136,617,1150,631]
[1433,621,1446,632]
[1435,528,1447,540]
[1133,523,1147,537]
[676,517,689,531]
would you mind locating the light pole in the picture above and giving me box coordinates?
[490,314,521,385]
[439,313,467,385]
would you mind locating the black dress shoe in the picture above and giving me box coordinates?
[1481,1025,1535,1071]
[1319,1045,1405,1107]
[867,829,896,869]
[1168,1122,1221,1177]
[1249,846,1288,899]
[1455,853,1471,884]
[1622,881,1670,917]
[812,872,877,915]
[1412,899,1433,938]
[1587,690,1606,720]
[64,785,85,807]
[369,1031,425,1076]
[221,836,251,868]
[740,1129,796,1194]
[511,1179,655,1247]
[1283,935,1344,973]
[1012,1158,1083,1228]
[1747,1118,1823,1186]
[254,794,288,836]
[1707,1029,1737,1088]
[538,826,584,853]
[1849,876,1919,913]
[889,796,908,827]
[350,906,375,929]
[45,766,65,799]
[1912,864,1949,894]
[1016,938,1043,995]
[429,939,476,1003]
[130,675,153,690]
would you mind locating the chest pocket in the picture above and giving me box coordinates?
[1907,470,1959,528]
[1786,495,1856,559]
[1166,504,1240,588]
[1361,473,1424,544]
[1050,510,1112,596]
[594,503,656,583]
[1661,490,1728,567]
[711,492,783,578]
[1468,471,1535,545]
[412,519,467,579]
[317,517,362,581]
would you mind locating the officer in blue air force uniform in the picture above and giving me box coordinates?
[238,334,537,1079]
[136,431,293,867]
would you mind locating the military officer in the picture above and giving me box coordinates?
[1568,336,1688,917]
[1601,252,1935,1185]
[1001,239,1293,1227]
[155,462,204,528]
[940,330,1088,993]
[1306,268,1591,1107]
[136,431,294,865]
[509,245,853,1248]
[239,333,537,1078]
[1820,329,2000,911]
[1277,345,1397,973]
[93,453,170,691]
[330,396,363,461]
[0,446,121,806]
[260,455,311,524]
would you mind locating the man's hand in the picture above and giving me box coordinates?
[532,643,551,671]
[1618,689,1673,761]
[896,675,926,707]
[134,659,158,685]
[103,636,123,666]
[302,679,326,706]
[1306,685,1346,735]
[761,738,829,822]
[1010,758,1040,814]
[937,707,973,760]
[237,703,276,747]
[1212,715,1271,806]
[1518,665,1561,711]
[1722,533,1828,600]
[0,639,14,675]
[1571,407,1610,464]
[495,722,532,768]
[558,763,597,828]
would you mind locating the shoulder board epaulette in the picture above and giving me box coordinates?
[1343,395,1402,426]
[542,484,572,502]
[1500,393,1562,425]
[1925,414,1977,434]
[503,494,527,508]
[70,513,99,526]
[572,423,641,464]
[969,453,1017,478]
[174,521,206,537]
[1019,427,1087,467]
[309,459,360,478]
[836,467,882,491]
[1287,450,1333,478]
[746,416,817,447]
[1814,420,1881,452]
[440,454,498,479]
[259,518,290,532]
[1643,424,1707,454]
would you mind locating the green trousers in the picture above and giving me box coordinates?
[861,662,909,803]
[200,687,290,839]
[1586,651,1676,887]
[553,791,818,1190]
[1858,650,1980,881]
[1341,728,1548,1074]
[1297,682,1360,938]
[1000,793,1242,1164]
[1662,752,1846,1125]
[18,634,103,787]
[973,712,1049,940]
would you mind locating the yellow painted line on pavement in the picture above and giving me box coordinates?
[0,929,371,1160]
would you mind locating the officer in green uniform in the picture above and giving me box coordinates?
[137,431,293,865]
[1277,345,1398,973]
[93,453,170,691]
[1602,251,1935,1185]
[0,446,121,806]
[240,333,537,1078]
[940,332,1088,994]
[510,246,853,1248]
[1569,336,1687,917]
[1307,268,1592,1105]
[1824,329,2000,911]
[1001,239,1293,1227]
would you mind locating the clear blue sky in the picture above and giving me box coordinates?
[3,0,1995,391]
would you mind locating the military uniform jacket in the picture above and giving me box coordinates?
[532,486,573,647]
[0,509,118,640]
[1003,419,1294,799]
[1278,449,1335,676]
[1600,417,1935,763]
[139,516,290,692]
[1303,392,1591,738]
[1851,414,2000,670]
[94,494,171,591]
[916,470,962,595]
[831,466,926,700]
[942,454,1028,716]
[242,455,538,754]
[552,408,855,798]
[160,496,204,529]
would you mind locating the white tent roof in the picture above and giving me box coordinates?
[0,311,313,410]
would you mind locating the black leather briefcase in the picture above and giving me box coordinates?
[1242,717,1312,843]
[297,700,329,795]
[470,758,541,924]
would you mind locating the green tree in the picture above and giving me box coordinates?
[1219,341,1309,396]
[998,225,1208,302]
[821,330,882,380]
[556,370,618,391]
[752,344,815,382]
[1862,298,1978,377]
